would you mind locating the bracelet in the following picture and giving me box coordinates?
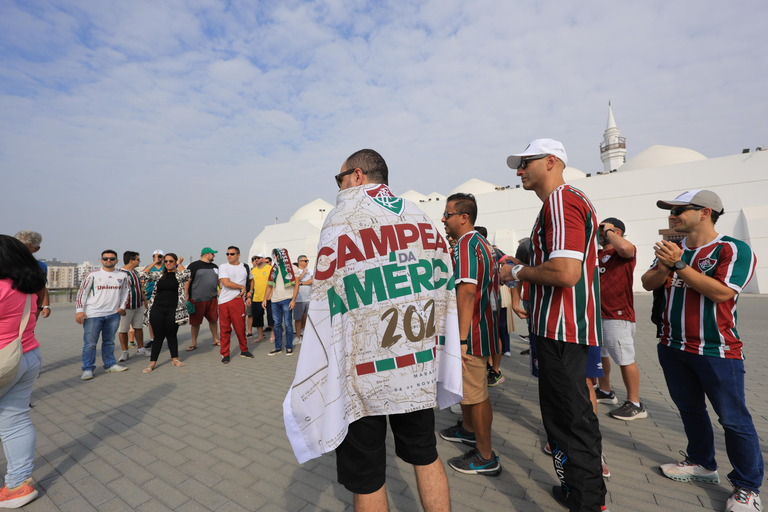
[605,229,615,235]
[460,339,468,345]
[42,306,51,309]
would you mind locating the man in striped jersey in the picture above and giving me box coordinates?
[117,251,150,361]
[502,139,607,512]
[439,193,502,476]
[642,190,762,512]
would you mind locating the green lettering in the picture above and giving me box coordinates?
[344,268,387,311]
[433,258,450,289]
[382,262,412,299]
[408,260,434,293]
[328,286,348,324]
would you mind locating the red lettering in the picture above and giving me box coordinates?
[434,231,448,252]
[360,226,399,259]
[337,234,366,269]
[395,223,419,248]
[315,246,336,280]
[418,223,436,250]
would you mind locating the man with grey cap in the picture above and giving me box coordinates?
[500,139,607,511]
[642,190,762,512]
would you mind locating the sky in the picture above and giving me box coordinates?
[1,0,766,264]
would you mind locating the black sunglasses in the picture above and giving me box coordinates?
[442,211,463,219]
[670,205,704,216]
[518,154,550,170]
[335,168,368,188]
[102,257,117,261]
[226,252,238,256]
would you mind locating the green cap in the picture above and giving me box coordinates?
[201,247,217,255]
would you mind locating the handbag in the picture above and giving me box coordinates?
[0,294,31,388]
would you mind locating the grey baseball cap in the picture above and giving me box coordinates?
[656,189,724,214]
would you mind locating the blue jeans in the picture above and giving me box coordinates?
[82,313,121,371]
[272,299,294,351]
[658,343,764,490]
[0,348,41,487]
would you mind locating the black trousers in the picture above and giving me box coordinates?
[538,337,606,512]
[149,303,179,362]
[253,300,274,328]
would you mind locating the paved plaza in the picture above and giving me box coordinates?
[4,294,767,511]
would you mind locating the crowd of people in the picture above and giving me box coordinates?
[1,141,761,511]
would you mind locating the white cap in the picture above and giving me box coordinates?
[656,189,724,214]
[506,138,568,169]
[255,253,266,258]
[153,249,165,256]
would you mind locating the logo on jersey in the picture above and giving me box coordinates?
[698,258,716,272]
[365,185,404,216]
[601,254,611,263]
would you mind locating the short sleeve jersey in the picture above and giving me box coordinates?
[118,268,143,309]
[598,245,636,322]
[453,231,499,357]
[251,264,272,302]
[651,234,756,359]
[529,185,602,346]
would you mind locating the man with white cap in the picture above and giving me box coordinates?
[500,139,607,512]
[642,190,762,512]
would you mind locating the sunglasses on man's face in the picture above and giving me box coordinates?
[226,252,238,256]
[518,154,550,170]
[669,205,704,216]
[102,257,117,261]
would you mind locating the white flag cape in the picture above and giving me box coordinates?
[283,184,462,464]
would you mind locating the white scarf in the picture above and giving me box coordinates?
[283,184,462,463]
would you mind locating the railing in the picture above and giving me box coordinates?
[600,138,626,153]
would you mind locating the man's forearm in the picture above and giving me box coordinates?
[518,258,581,288]
[641,268,669,291]
[676,267,736,303]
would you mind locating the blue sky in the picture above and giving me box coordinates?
[1,0,766,263]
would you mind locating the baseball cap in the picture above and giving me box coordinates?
[201,247,218,255]
[656,189,724,214]
[153,250,164,257]
[601,217,626,234]
[507,138,568,170]
[255,253,266,258]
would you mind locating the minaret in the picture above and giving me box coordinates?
[600,102,627,172]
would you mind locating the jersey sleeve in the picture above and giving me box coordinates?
[547,190,587,261]
[715,240,756,293]
[454,236,478,285]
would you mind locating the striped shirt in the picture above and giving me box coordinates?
[453,231,500,356]
[598,246,636,322]
[529,185,602,346]
[651,234,756,359]
[118,268,143,310]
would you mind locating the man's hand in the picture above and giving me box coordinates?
[237,288,246,298]
[499,257,523,282]
[246,298,252,306]
[289,299,296,310]
[41,307,51,318]
[117,309,126,316]
[460,344,471,372]
[76,312,87,325]
[178,256,184,264]
[262,300,267,309]
[653,240,682,268]
[512,303,528,319]
[599,221,615,232]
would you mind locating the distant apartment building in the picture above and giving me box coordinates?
[40,259,99,287]
[76,261,99,286]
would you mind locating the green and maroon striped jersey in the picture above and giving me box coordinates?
[529,185,602,346]
[650,234,756,359]
[453,231,500,356]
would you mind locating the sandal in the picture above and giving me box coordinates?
[172,359,185,367]
[143,363,156,373]
[186,345,197,351]
[212,341,220,346]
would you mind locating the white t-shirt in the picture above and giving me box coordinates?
[218,263,249,305]
[271,264,300,303]
[297,268,313,302]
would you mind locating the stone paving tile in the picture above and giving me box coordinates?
[2,296,766,511]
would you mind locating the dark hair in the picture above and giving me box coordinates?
[0,235,47,294]
[102,249,117,259]
[124,251,139,265]
[161,253,178,280]
[710,210,721,225]
[228,246,240,254]
[475,226,488,238]
[446,193,478,225]
[345,149,388,185]
[515,237,532,264]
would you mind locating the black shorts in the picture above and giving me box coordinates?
[336,409,438,494]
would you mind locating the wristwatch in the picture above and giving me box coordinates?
[510,264,525,282]
[672,260,687,271]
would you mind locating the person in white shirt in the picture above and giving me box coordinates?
[217,246,253,364]
[75,250,130,380]
[293,255,313,343]
[264,249,300,356]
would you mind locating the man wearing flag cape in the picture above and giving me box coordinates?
[283,149,462,511]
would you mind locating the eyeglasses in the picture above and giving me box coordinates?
[518,154,550,170]
[670,205,704,216]
[442,211,463,219]
[163,259,176,263]
[226,252,238,256]
[102,257,117,261]
[335,168,368,188]
[299,259,309,263]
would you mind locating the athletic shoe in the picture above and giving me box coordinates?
[268,349,281,356]
[595,388,618,405]
[439,420,476,445]
[286,348,294,356]
[552,486,610,511]
[502,351,512,357]
[519,334,529,341]
[240,351,254,358]
[295,336,302,345]
[104,364,128,373]
[487,369,505,387]
[81,370,93,381]
[659,451,720,483]
[118,350,129,362]
[544,442,552,455]
[221,356,230,364]
[448,448,501,475]
[450,404,462,415]
[610,400,648,421]
[129,341,137,347]
[137,348,150,356]
[725,485,762,512]
[602,452,611,478]
[0,478,38,508]
[520,348,530,355]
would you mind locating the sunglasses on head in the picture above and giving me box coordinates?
[670,205,704,216]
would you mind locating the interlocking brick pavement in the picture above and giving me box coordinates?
[2,294,766,511]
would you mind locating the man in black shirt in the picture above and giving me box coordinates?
[184,247,221,350]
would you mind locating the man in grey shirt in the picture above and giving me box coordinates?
[184,247,220,350]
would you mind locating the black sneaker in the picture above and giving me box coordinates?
[268,348,281,356]
[448,448,501,475]
[552,485,570,509]
[221,355,230,364]
[610,400,648,421]
[487,369,506,387]
[595,387,618,405]
[520,348,530,355]
[240,351,254,358]
[286,348,294,356]
[439,420,477,445]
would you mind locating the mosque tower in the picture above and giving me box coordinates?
[600,102,627,172]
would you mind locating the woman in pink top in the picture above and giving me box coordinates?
[0,235,47,508]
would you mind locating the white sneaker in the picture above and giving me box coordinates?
[660,452,719,483]
[295,336,302,345]
[725,486,762,512]
[118,351,129,362]
[81,370,93,380]
[137,348,150,356]
[502,351,512,357]
[104,364,128,373]
[450,404,462,415]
